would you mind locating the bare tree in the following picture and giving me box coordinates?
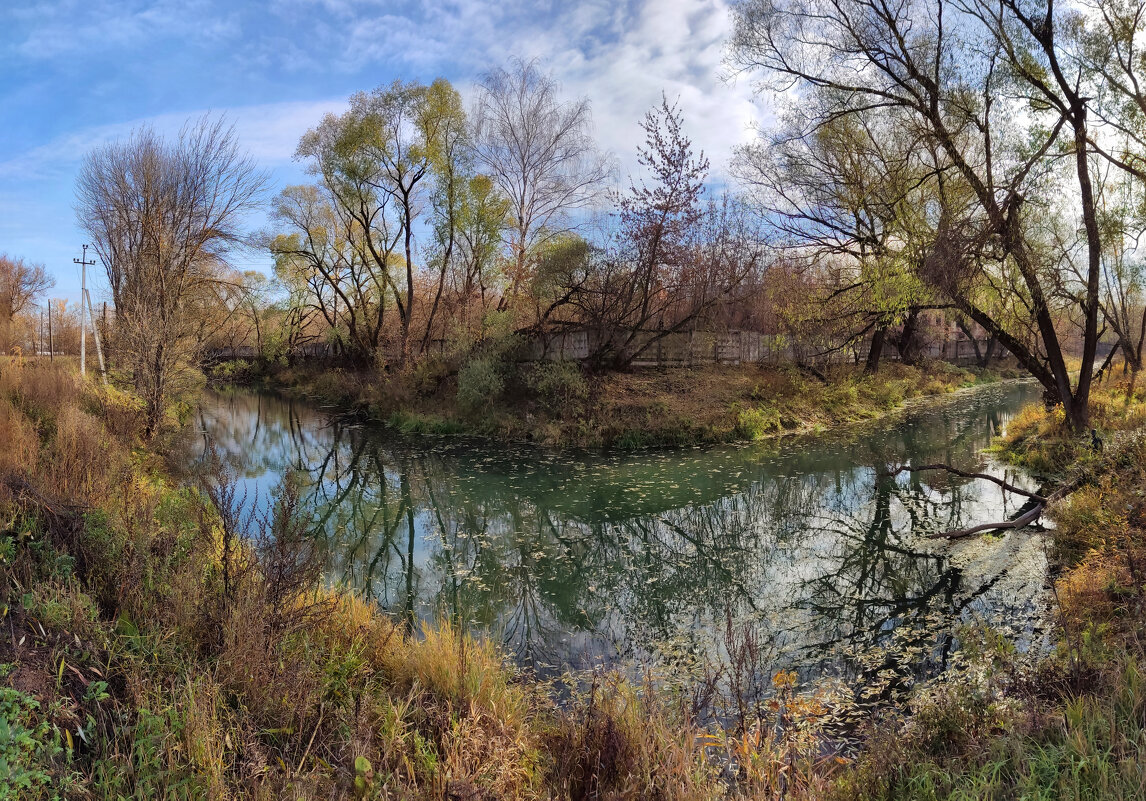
[0,254,53,353]
[562,99,766,369]
[0,254,52,321]
[472,58,612,309]
[75,116,265,436]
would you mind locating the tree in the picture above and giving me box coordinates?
[729,0,1111,429]
[735,100,942,372]
[276,78,478,365]
[0,254,52,352]
[453,174,509,334]
[76,116,265,436]
[472,58,612,310]
[562,98,765,369]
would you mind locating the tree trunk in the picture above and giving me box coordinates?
[896,309,923,365]
[865,324,887,375]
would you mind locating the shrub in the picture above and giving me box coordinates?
[526,360,589,406]
[735,404,782,440]
[410,354,451,396]
[208,359,252,381]
[456,356,504,416]
[82,382,146,441]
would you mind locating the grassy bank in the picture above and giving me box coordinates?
[247,359,1017,448]
[820,376,1146,800]
[0,357,860,799]
[7,355,1146,799]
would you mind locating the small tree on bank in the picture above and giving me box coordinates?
[472,58,612,311]
[76,117,265,436]
[562,98,765,369]
[0,254,53,353]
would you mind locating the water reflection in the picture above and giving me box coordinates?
[190,382,1048,681]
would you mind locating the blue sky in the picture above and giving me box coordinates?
[0,0,768,303]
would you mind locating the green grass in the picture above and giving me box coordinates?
[386,409,467,436]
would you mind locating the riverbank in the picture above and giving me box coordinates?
[0,357,735,798]
[5,356,1145,799]
[827,377,1146,799]
[244,359,1021,448]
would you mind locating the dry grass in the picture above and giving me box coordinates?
[0,396,38,482]
[0,357,856,800]
[11,355,1146,800]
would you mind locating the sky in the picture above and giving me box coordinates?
[0,0,769,304]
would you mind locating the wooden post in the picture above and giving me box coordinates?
[47,303,53,362]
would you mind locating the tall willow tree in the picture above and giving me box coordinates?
[730,0,1117,428]
[272,78,503,365]
[735,100,942,372]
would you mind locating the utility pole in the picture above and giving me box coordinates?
[74,245,96,377]
[84,287,108,386]
[47,302,53,362]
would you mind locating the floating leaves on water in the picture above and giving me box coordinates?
[199,383,1049,701]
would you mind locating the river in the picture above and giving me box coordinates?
[189,380,1049,690]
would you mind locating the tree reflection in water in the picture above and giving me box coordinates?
[189,382,1049,686]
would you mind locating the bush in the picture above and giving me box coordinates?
[208,359,253,381]
[410,354,451,396]
[735,404,782,440]
[526,360,589,406]
[456,356,505,416]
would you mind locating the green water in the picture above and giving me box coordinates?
[190,381,1048,684]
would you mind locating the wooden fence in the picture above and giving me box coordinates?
[207,328,1009,369]
[526,328,1008,368]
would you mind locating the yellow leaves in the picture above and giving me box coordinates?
[772,668,798,689]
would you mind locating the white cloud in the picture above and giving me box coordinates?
[6,0,770,182]
[1,0,776,297]
[0,99,347,181]
[6,0,239,59]
[527,0,770,183]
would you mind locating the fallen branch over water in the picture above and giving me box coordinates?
[890,461,1093,539]
[886,463,1046,502]
[927,503,1044,539]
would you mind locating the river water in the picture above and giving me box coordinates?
[190,380,1049,687]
